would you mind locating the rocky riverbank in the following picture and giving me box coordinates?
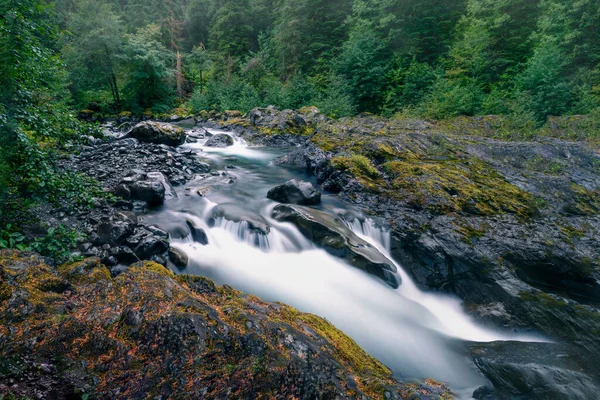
[1,118,456,399]
[199,106,600,398]
[5,108,600,399]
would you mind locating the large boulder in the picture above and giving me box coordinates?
[128,121,186,146]
[205,133,234,147]
[130,180,165,206]
[271,204,400,288]
[267,179,321,205]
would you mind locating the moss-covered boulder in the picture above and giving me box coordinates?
[0,250,449,399]
[128,121,186,146]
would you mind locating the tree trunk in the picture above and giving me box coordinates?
[176,51,183,98]
[104,45,120,107]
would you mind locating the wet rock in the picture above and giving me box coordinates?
[267,179,321,205]
[205,133,234,147]
[211,203,270,235]
[168,247,188,268]
[470,341,600,399]
[176,117,196,128]
[128,121,186,146]
[186,220,208,245]
[271,204,400,288]
[114,184,131,199]
[146,224,169,239]
[134,235,169,260]
[130,180,165,206]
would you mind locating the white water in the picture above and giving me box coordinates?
[146,128,546,396]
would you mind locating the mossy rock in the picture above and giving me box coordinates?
[0,250,451,399]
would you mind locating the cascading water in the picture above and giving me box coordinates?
[143,127,546,397]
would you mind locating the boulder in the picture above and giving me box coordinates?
[267,179,321,205]
[128,121,186,146]
[168,247,189,268]
[130,180,165,206]
[186,220,208,244]
[211,203,270,235]
[205,133,234,148]
[271,204,400,288]
[97,216,135,246]
[134,235,169,260]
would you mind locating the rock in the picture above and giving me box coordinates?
[176,117,196,128]
[147,171,176,200]
[186,220,208,244]
[134,235,169,260]
[267,179,321,205]
[0,250,441,399]
[271,204,400,288]
[97,216,134,246]
[114,184,131,199]
[130,180,165,206]
[128,121,186,146]
[205,133,234,148]
[110,246,139,264]
[168,247,188,268]
[146,224,169,239]
[470,341,600,399]
[211,203,270,235]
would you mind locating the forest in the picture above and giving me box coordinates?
[3,0,600,255]
[6,0,600,120]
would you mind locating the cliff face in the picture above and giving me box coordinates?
[0,250,450,400]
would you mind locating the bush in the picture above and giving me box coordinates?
[420,77,485,119]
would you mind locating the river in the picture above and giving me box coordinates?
[141,127,545,398]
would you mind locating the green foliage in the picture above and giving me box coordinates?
[189,77,260,113]
[0,224,81,263]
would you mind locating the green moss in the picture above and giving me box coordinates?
[276,304,393,397]
[564,184,600,215]
[58,258,111,284]
[129,261,174,278]
[331,154,382,190]
[118,111,132,117]
[381,158,532,216]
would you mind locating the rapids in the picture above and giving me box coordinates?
[141,127,545,397]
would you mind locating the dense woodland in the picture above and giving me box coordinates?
[1,0,600,255]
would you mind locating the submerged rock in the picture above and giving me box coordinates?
[128,121,186,146]
[267,179,321,205]
[271,204,400,288]
[205,133,234,147]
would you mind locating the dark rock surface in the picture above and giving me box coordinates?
[469,341,600,399]
[267,179,321,205]
[204,133,234,147]
[128,121,186,146]
[272,204,400,288]
[0,250,451,400]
